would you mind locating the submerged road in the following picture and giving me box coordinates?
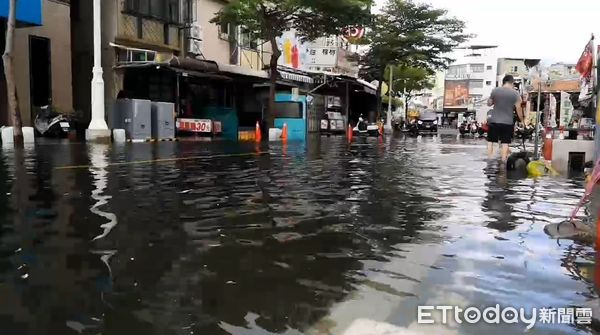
[0,135,597,335]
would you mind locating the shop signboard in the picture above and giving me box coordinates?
[176,119,212,133]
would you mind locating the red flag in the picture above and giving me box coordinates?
[576,38,594,78]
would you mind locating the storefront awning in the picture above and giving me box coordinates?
[279,71,314,84]
[114,62,232,81]
[169,57,219,73]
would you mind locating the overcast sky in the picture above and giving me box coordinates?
[374,0,600,64]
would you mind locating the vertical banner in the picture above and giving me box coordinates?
[596,46,600,160]
[548,93,557,128]
[577,38,595,104]
[560,91,574,127]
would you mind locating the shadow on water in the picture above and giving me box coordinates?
[0,136,598,334]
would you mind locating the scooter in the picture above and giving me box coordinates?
[34,105,73,138]
[458,121,469,135]
[469,121,479,135]
[352,116,379,137]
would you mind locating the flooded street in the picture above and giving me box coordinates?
[0,135,598,335]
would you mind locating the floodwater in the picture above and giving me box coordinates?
[0,135,598,335]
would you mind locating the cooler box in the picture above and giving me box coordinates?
[115,99,152,141]
[151,102,175,140]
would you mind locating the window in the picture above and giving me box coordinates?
[470,63,484,73]
[469,80,484,89]
[511,65,519,73]
[447,65,467,78]
[275,102,303,118]
[125,0,181,23]
[240,31,259,50]
[219,23,231,40]
[486,81,492,86]
[486,65,492,70]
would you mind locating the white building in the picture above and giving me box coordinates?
[446,45,498,103]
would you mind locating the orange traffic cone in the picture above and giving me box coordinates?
[281,123,288,142]
[255,121,262,142]
[543,130,553,161]
[347,124,353,143]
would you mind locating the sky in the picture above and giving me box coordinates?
[374,0,600,64]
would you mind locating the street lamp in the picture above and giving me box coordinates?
[86,0,110,141]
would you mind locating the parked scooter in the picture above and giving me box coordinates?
[352,116,379,137]
[34,105,73,138]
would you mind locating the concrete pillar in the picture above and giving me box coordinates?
[86,0,110,142]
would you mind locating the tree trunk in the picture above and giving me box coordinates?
[266,35,282,130]
[3,0,23,145]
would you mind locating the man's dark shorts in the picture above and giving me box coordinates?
[487,123,513,144]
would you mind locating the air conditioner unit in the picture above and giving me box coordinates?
[188,23,203,55]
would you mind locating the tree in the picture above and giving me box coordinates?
[358,0,469,118]
[385,65,434,104]
[211,0,372,129]
[3,0,23,144]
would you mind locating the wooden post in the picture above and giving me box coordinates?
[3,0,23,144]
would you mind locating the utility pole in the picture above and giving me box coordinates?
[386,65,393,131]
[86,0,111,141]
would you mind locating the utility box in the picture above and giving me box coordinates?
[151,102,175,140]
[115,99,152,141]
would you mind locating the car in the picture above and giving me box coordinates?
[409,110,438,135]
[320,111,346,135]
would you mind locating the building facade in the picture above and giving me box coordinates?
[445,46,498,105]
[496,58,541,90]
[0,0,73,127]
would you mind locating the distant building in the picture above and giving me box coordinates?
[496,58,541,90]
[445,45,498,108]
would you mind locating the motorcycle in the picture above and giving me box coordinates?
[459,121,470,135]
[470,121,479,135]
[34,105,73,138]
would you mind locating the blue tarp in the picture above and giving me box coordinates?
[0,0,42,26]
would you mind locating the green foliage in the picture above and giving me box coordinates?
[210,0,373,44]
[384,65,434,100]
[382,95,404,108]
[358,0,470,80]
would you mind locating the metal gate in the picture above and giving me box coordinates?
[308,95,325,133]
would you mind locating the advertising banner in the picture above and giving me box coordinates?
[444,80,470,108]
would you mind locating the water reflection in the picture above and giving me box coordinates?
[89,144,118,241]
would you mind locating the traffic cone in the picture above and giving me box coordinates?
[347,124,353,143]
[281,123,288,142]
[255,121,262,142]
[543,129,553,161]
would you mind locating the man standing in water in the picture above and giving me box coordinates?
[487,75,526,162]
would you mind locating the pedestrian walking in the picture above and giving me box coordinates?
[487,75,526,162]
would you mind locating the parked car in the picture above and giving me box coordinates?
[320,111,346,135]
[409,110,438,135]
